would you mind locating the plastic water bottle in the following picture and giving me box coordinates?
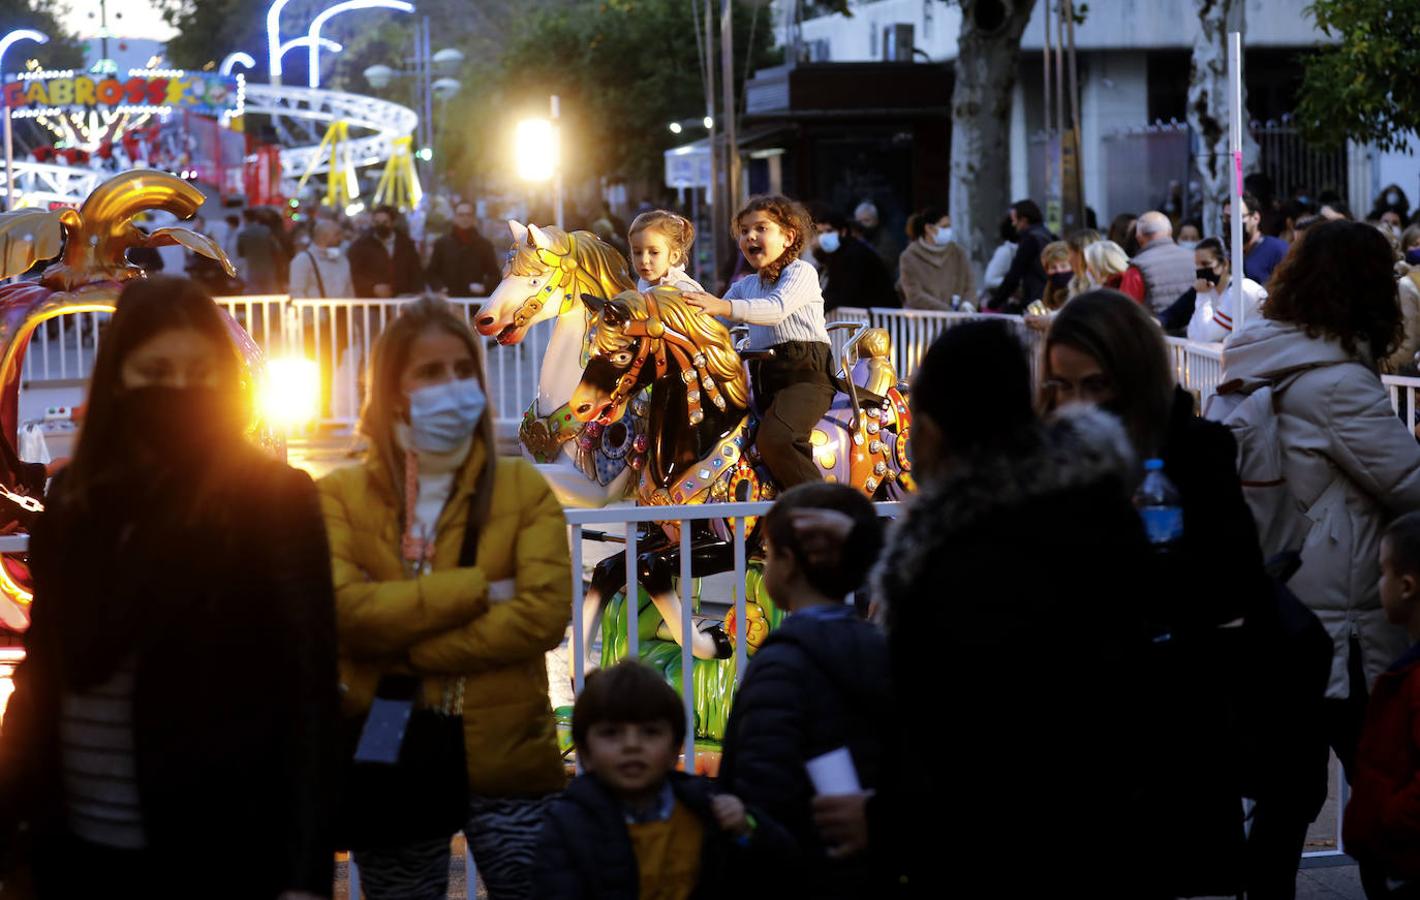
[1134,458,1184,546]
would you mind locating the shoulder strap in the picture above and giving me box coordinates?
[458,493,480,567]
[305,250,327,298]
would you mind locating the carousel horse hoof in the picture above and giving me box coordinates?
[703,622,734,660]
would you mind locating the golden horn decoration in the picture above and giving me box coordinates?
[48,170,208,290]
[77,168,206,226]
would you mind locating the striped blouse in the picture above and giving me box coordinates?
[60,658,147,849]
[723,259,831,350]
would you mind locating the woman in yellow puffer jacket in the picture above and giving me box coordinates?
[319,296,570,899]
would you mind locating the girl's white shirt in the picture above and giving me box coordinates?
[637,264,706,293]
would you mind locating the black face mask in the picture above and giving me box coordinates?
[1048,271,1073,288]
[373,224,393,240]
[1196,267,1221,286]
[113,385,239,470]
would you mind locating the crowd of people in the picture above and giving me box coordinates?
[979,181,1420,371]
[4,179,1420,900]
[153,199,505,303]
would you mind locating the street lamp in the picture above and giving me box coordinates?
[515,98,563,229]
[361,20,461,197]
[1,29,48,212]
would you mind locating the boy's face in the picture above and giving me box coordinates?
[1380,537,1418,625]
[761,535,797,611]
[581,719,679,800]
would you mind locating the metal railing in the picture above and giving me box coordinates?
[564,499,902,774]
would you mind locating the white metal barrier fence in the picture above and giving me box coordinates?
[16,295,555,432]
[829,306,1419,418]
[564,500,902,774]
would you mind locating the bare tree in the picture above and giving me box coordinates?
[1188,0,1259,237]
[950,0,1040,282]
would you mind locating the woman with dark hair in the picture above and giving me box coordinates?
[319,296,570,899]
[811,319,1152,896]
[1041,289,1321,897]
[0,276,339,897]
[1220,219,1420,894]
[896,206,973,310]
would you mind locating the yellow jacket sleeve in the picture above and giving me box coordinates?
[407,462,571,673]
[319,471,488,658]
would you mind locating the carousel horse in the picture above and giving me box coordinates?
[568,287,913,739]
[473,221,643,508]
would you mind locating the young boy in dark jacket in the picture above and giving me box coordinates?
[717,483,893,898]
[1346,511,1420,898]
[535,660,786,899]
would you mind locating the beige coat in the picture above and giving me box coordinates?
[897,240,974,310]
[1385,264,1420,373]
[1223,318,1420,698]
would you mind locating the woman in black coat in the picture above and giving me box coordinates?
[0,277,339,899]
[812,320,1154,898]
[1041,290,1330,900]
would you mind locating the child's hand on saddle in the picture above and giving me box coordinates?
[711,793,751,837]
[790,508,856,569]
[684,292,731,318]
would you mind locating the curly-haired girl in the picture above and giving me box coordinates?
[686,194,833,488]
[628,209,705,292]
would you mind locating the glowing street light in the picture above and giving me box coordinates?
[515,97,564,229]
[515,117,556,182]
[668,121,683,134]
[308,0,414,89]
[1,29,48,212]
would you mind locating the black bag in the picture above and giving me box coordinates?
[336,503,480,852]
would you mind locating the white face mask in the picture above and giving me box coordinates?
[818,232,841,254]
[407,378,486,453]
[932,227,954,246]
[325,246,341,260]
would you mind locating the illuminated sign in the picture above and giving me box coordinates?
[4,69,240,117]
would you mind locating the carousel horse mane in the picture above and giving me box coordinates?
[506,224,636,302]
[592,286,751,413]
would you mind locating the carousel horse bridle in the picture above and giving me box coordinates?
[507,232,586,329]
[594,293,729,427]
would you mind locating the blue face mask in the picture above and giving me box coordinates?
[407,378,486,453]
[818,232,841,254]
[1408,247,1420,267]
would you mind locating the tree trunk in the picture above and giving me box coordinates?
[951,0,1040,285]
[1188,0,1260,237]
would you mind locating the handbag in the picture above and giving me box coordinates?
[336,497,480,851]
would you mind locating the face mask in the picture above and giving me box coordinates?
[1407,247,1420,266]
[933,227,954,246]
[325,246,341,261]
[407,378,486,453]
[1178,240,1198,250]
[115,385,237,468]
[1387,191,1401,205]
[1196,267,1221,286]
[818,232,841,254]
[374,224,393,240]
[1048,271,1073,288]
